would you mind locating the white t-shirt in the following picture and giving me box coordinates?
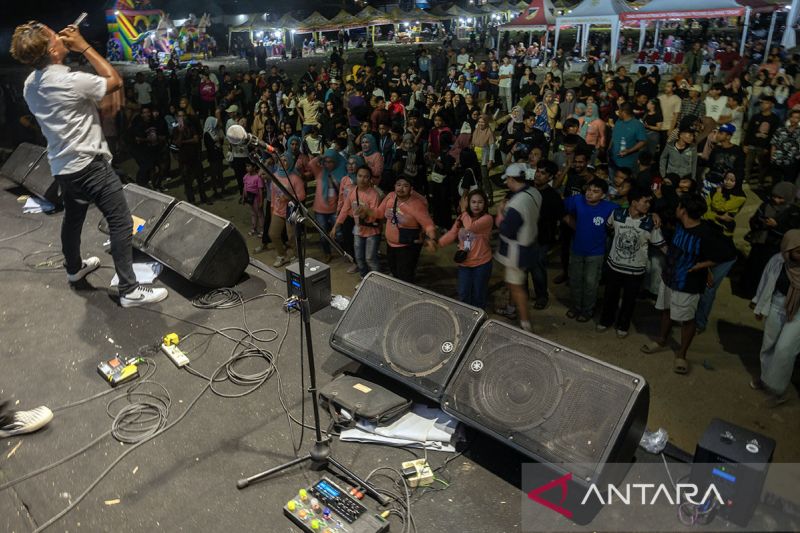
[23,64,111,175]
[134,81,152,105]
[658,93,681,132]
[606,210,665,275]
[499,63,514,89]
[704,95,728,122]
[456,53,469,68]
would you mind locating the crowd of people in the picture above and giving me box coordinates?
[34,34,800,406]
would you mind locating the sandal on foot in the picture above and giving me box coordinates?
[576,314,591,323]
[673,357,689,375]
[566,309,578,319]
[640,341,669,354]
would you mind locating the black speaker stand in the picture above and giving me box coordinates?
[236,149,387,506]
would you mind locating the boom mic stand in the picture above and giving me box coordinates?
[236,147,388,506]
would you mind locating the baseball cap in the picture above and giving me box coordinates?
[689,84,702,93]
[225,104,239,114]
[718,123,736,134]
[503,163,528,181]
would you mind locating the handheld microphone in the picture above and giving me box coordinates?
[226,124,277,153]
[73,12,88,27]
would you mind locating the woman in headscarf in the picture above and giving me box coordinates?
[580,97,606,164]
[309,149,348,262]
[393,133,426,195]
[471,114,496,201]
[694,171,745,332]
[533,102,552,140]
[448,122,473,162]
[203,112,226,198]
[751,230,800,407]
[742,182,800,298]
[358,133,385,187]
[559,89,577,129]
[499,105,524,161]
[267,154,307,267]
[543,90,559,130]
[285,134,312,181]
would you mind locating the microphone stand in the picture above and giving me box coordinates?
[236,148,388,507]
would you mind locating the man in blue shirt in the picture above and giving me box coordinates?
[563,178,617,321]
[609,103,647,174]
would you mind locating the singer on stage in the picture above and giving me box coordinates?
[11,21,167,307]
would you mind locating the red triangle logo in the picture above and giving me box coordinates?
[527,472,573,519]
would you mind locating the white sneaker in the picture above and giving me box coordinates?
[0,406,53,438]
[120,286,168,308]
[273,256,286,267]
[66,256,101,282]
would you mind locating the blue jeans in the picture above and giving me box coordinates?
[568,253,605,316]
[695,258,736,331]
[301,124,317,137]
[314,212,337,255]
[457,261,493,309]
[55,157,139,296]
[354,234,380,277]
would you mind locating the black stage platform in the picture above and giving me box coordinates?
[1,178,796,533]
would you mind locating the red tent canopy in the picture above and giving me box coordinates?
[501,0,556,30]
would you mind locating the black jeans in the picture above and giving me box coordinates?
[599,269,644,332]
[387,243,422,283]
[55,157,139,296]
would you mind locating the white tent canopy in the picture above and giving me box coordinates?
[554,0,633,67]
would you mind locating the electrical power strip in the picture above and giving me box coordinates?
[161,343,189,367]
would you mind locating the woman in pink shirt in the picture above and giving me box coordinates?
[370,177,437,283]
[241,162,265,237]
[580,98,606,164]
[309,149,347,262]
[331,166,382,277]
[337,155,366,273]
[358,133,385,186]
[268,154,306,267]
[438,189,494,308]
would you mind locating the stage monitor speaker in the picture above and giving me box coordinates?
[442,320,649,486]
[21,152,61,206]
[329,272,486,400]
[98,184,176,249]
[0,143,46,184]
[142,201,248,288]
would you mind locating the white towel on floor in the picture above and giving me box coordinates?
[110,261,163,287]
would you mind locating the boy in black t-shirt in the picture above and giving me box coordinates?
[640,195,729,374]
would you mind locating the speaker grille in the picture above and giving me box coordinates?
[443,320,648,482]
[143,201,248,288]
[0,143,45,184]
[330,272,485,400]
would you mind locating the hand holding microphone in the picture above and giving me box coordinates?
[59,13,90,53]
[226,124,278,153]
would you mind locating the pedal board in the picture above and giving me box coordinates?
[284,477,389,533]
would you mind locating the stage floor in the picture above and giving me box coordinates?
[0,178,797,533]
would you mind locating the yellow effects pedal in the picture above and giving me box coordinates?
[97,356,139,387]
